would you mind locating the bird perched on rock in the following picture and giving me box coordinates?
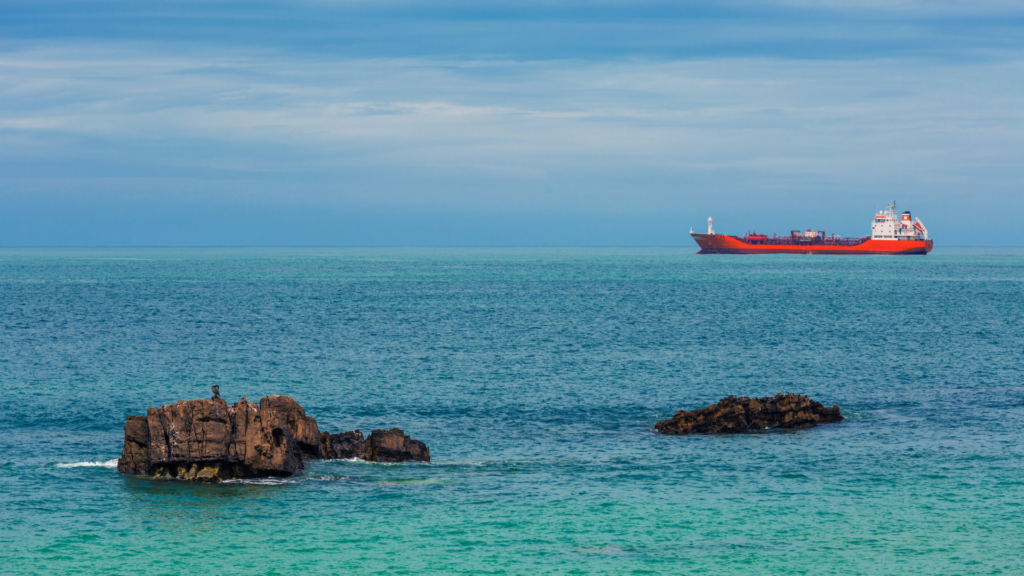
[211,385,221,400]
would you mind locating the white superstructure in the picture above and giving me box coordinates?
[871,202,929,241]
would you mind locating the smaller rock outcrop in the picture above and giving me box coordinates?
[320,430,367,460]
[654,393,842,435]
[318,428,431,462]
[366,428,431,463]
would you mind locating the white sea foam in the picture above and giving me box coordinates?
[221,477,297,486]
[333,458,436,466]
[336,458,400,465]
[56,459,119,469]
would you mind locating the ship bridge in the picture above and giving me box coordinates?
[871,202,929,241]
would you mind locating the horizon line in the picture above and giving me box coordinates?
[0,245,1020,250]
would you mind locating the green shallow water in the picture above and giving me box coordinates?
[1,248,1022,575]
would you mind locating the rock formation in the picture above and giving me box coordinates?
[654,393,842,435]
[117,397,303,481]
[365,428,431,463]
[118,415,151,476]
[320,429,367,460]
[258,395,323,459]
[318,428,431,463]
[117,396,430,482]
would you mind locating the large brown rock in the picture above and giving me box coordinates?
[365,428,431,463]
[654,393,842,435]
[117,395,432,482]
[118,396,305,482]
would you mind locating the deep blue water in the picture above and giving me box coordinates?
[1,248,1022,574]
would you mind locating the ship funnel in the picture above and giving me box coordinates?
[707,217,714,235]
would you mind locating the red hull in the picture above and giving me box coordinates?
[692,234,932,255]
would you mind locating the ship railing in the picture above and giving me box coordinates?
[740,236,869,246]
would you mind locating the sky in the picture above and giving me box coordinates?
[1,0,1022,246]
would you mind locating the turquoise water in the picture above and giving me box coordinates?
[1,248,1022,575]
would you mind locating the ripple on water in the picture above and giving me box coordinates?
[1,248,1022,574]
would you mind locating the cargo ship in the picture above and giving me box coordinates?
[692,203,932,255]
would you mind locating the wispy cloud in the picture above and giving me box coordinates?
[3,46,1021,194]
[1,0,1022,244]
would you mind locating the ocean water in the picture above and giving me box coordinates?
[1,248,1022,575]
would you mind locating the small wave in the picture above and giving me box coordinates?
[574,545,630,556]
[221,477,297,486]
[56,459,118,469]
[311,475,352,481]
[331,458,402,466]
[376,477,451,486]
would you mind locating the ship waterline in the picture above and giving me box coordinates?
[691,233,933,255]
